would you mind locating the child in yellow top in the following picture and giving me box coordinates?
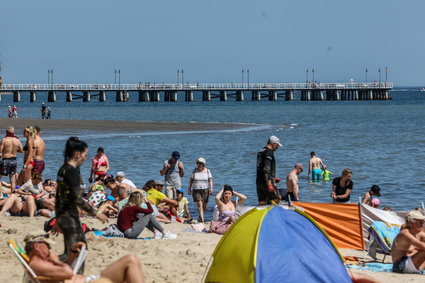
[321,166,333,181]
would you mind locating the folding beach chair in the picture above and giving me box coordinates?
[7,239,88,283]
[367,221,400,262]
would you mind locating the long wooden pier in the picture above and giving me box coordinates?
[0,82,393,102]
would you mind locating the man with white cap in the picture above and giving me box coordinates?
[391,210,425,274]
[115,171,137,189]
[256,136,282,205]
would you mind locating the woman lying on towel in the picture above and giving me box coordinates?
[117,191,176,240]
[209,185,247,235]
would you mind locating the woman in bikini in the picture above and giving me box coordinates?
[89,147,110,183]
[209,184,247,235]
[17,126,37,186]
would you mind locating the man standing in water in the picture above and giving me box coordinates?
[285,163,304,202]
[256,136,282,205]
[0,126,23,192]
[308,151,325,182]
[391,210,425,274]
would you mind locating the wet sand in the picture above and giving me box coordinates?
[0,118,251,133]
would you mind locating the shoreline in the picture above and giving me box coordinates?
[0,118,261,133]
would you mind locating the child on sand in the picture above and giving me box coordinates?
[176,189,191,221]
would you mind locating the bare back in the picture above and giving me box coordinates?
[33,135,46,160]
[391,227,425,262]
[310,157,323,170]
[0,137,23,158]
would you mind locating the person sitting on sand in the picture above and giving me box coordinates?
[391,210,425,274]
[117,191,176,239]
[209,185,247,235]
[361,185,381,206]
[97,195,118,218]
[151,180,178,216]
[176,189,191,221]
[24,230,146,283]
[103,176,142,200]
[0,187,37,217]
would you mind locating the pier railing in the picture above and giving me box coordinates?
[0,82,393,91]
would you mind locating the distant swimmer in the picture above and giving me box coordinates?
[308,151,325,182]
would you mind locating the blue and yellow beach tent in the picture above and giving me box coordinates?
[205,205,351,283]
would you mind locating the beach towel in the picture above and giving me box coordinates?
[93,230,152,240]
[182,223,208,233]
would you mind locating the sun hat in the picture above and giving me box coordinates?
[197,157,206,165]
[370,185,381,196]
[171,151,180,159]
[371,198,380,207]
[116,171,125,177]
[24,230,55,246]
[269,136,282,147]
[406,210,425,222]
[95,185,104,191]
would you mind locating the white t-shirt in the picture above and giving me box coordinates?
[191,169,212,190]
[20,179,42,195]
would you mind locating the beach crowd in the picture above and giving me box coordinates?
[0,126,424,281]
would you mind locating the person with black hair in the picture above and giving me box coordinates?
[209,185,247,235]
[54,137,108,273]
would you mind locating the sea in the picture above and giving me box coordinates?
[2,89,424,218]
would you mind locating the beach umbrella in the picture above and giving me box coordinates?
[205,205,351,283]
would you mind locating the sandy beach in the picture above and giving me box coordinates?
[0,118,253,133]
[0,216,424,283]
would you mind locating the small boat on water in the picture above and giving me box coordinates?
[420,87,425,91]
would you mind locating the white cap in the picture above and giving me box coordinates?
[197,157,206,165]
[116,171,125,177]
[406,210,425,222]
[269,135,282,147]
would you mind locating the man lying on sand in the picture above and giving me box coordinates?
[391,210,425,274]
[24,230,145,283]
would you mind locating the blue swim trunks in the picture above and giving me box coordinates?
[312,169,322,181]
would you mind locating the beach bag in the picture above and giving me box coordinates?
[209,221,232,235]
[102,224,124,237]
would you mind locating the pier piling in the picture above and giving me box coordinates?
[48,91,56,102]
[30,91,36,102]
[83,91,91,102]
[99,91,106,102]
[66,91,73,102]
[13,91,21,102]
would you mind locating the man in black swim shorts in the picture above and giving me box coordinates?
[0,126,23,192]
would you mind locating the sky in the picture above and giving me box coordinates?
[1,0,424,86]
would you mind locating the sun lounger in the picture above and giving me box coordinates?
[367,221,400,262]
[7,239,88,283]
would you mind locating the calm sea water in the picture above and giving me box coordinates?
[2,90,424,217]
